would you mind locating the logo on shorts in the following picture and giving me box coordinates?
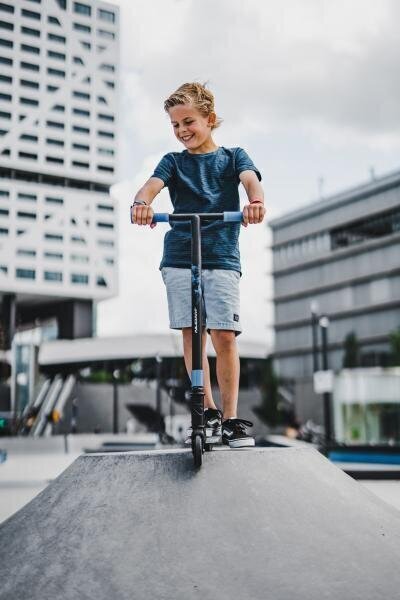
[233,314,239,322]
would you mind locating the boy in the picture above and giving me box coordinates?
[131,82,265,448]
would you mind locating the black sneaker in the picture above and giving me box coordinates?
[184,408,222,444]
[222,418,255,448]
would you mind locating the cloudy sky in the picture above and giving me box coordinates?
[97,0,400,349]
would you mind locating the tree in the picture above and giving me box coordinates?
[342,332,360,368]
[389,327,400,366]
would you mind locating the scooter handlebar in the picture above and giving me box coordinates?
[151,211,243,223]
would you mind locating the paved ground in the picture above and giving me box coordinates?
[1,447,400,600]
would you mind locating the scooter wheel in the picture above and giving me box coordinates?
[192,434,203,468]
[205,443,213,452]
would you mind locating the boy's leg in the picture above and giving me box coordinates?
[182,327,217,410]
[209,329,239,419]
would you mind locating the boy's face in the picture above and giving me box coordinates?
[169,104,215,152]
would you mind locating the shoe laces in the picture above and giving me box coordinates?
[224,418,253,434]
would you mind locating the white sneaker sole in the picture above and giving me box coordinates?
[224,437,255,448]
[185,428,222,445]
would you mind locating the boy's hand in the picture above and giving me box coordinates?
[130,203,156,228]
[242,202,266,227]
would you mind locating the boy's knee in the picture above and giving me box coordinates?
[210,329,236,351]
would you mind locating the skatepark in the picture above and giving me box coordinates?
[1,446,400,600]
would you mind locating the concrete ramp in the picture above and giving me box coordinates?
[1,448,400,600]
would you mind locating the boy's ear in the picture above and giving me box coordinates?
[208,112,216,128]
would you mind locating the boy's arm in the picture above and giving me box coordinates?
[239,170,265,227]
[131,177,164,227]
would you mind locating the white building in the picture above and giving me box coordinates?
[0,0,119,343]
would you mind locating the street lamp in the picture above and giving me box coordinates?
[310,301,319,373]
[319,316,333,446]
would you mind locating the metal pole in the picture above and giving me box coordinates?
[112,369,119,434]
[155,354,162,439]
[311,304,319,373]
[319,316,332,444]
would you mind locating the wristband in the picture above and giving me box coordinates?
[249,198,264,205]
[132,199,148,207]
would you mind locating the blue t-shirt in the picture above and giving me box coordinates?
[152,146,261,272]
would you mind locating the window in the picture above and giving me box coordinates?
[98,130,114,138]
[98,148,114,156]
[21,9,41,20]
[26,0,42,3]
[97,239,114,247]
[0,129,8,135]
[0,93,11,101]
[21,43,40,54]
[45,233,63,241]
[16,268,35,279]
[20,97,39,106]
[97,29,114,39]
[45,197,63,204]
[46,156,64,164]
[73,91,90,100]
[74,23,91,33]
[96,276,107,287]
[0,208,9,216]
[0,74,12,83]
[0,56,12,65]
[52,104,65,112]
[21,61,39,71]
[18,193,36,201]
[71,235,86,243]
[17,210,36,219]
[97,96,107,104]
[98,9,115,23]
[48,16,61,25]
[0,39,12,48]
[48,50,65,60]
[48,33,66,43]
[73,56,84,65]
[98,113,114,122]
[104,80,115,89]
[97,221,114,229]
[20,134,38,142]
[71,254,89,263]
[73,143,89,151]
[100,63,115,72]
[17,249,36,257]
[44,251,63,259]
[44,271,63,282]
[18,152,37,160]
[0,190,10,197]
[46,120,64,129]
[47,85,58,92]
[80,41,91,50]
[46,138,64,146]
[20,79,39,89]
[331,207,400,250]
[72,161,89,168]
[73,108,90,117]
[21,26,40,37]
[47,68,65,78]
[0,19,13,30]
[71,273,89,284]
[55,0,66,8]
[97,165,114,173]
[0,110,11,118]
[0,3,14,14]
[73,125,90,134]
[74,2,91,16]
[97,204,114,212]
[0,227,8,236]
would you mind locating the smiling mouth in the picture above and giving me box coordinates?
[181,135,194,142]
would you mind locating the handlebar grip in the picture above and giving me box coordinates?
[152,213,170,223]
[223,212,243,222]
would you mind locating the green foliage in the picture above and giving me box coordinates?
[253,357,280,427]
[389,327,400,366]
[342,332,360,368]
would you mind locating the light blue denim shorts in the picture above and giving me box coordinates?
[161,267,241,335]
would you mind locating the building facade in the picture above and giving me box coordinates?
[0,0,119,344]
[270,169,400,380]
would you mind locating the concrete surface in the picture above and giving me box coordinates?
[1,447,400,600]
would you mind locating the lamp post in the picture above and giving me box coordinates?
[319,316,333,445]
[155,354,163,441]
[310,301,319,373]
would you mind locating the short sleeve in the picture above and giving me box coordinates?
[234,148,262,182]
[152,153,176,187]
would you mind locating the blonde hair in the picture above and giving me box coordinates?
[164,82,222,130]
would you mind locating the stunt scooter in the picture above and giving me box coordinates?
[151,211,243,468]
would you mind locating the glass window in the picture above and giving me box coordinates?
[331,206,400,251]
[21,26,40,37]
[48,50,65,60]
[97,29,114,39]
[97,165,114,173]
[47,67,65,78]
[21,43,40,54]
[17,210,36,219]
[18,152,37,160]
[96,276,107,287]
[20,134,38,142]
[104,80,115,89]
[0,93,11,101]
[46,138,64,146]
[45,233,63,241]
[18,193,36,200]
[97,130,114,138]
[74,2,91,16]
[74,23,91,33]
[73,143,89,151]
[0,56,12,65]
[20,79,39,89]
[73,91,90,100]
[0,207,9,216]
[0,190,10,197]
[45,197,63,204]
[48,16,61,25]
[0,38,12,47]
[0,3,14,14]
[0,19,13,30]
[97,96,107,104]
[0,227,8,235]
[98,113,114,122]
[46,156,64,164]
[44,271,63,282]
[72,161,89,168]
[97,221,113,229]
[71,273,89,284]
[47,85,58,92]
[48,33,66,43]
[52,104,65,112]
[20,61,39,71]
[98,148,114,156]
[98,9,115,23]
[55,0,66,9]
[99,63,115,72]
[0,74,12,83]
[16,268,35,279]
[0,111,11,118]
[97,204,114,212]
[17,249,36,257]
[73,108,90,116]
[20,97,39,106]
[97,239,114,247]
[21,9,40,20]
[46,120,64,129]
[80,41,91,50]
[73,125,90,134]
[71,254,89,263]
[44,251,63,259]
